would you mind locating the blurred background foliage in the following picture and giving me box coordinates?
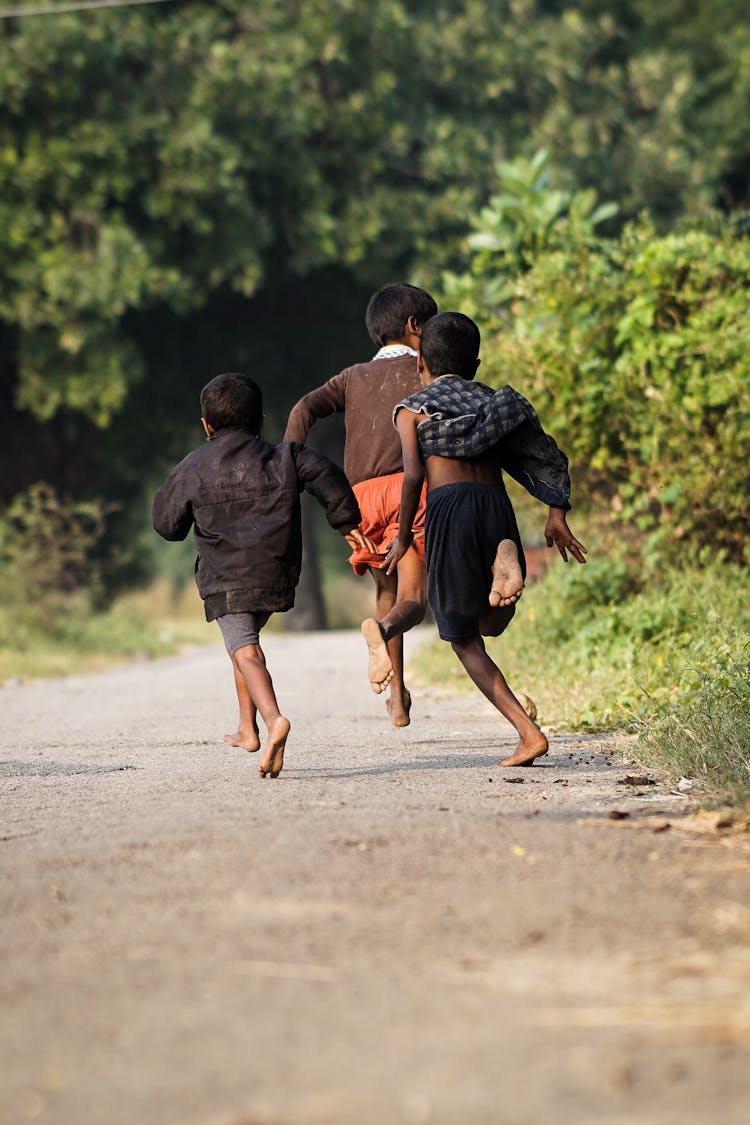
[1,0,749,793]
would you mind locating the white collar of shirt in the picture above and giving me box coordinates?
[372,344,419,360]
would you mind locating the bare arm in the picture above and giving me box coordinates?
[544,507,588,564]
[381,408,425,575]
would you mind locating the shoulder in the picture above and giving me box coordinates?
[170,442,208,473]
[345,355,418,381]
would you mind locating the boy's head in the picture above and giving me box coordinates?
[418,312,481,380]
[200,372,263,435]
[365,283,437,347]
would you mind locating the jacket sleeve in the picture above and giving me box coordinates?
[152,465,194,541]
[290,443,361,532]
[499,389,572,510]
[283,371,348,444]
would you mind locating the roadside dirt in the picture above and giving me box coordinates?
[1,628,749,1125]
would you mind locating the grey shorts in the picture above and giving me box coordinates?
[216,611,271,654]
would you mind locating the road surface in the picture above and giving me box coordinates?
[2,629,749,1124]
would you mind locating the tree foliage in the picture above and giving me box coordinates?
[3,0,750,431]
[2,1,750,600]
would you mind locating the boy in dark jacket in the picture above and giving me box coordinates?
[153,372,372,779]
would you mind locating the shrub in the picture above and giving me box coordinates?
[636,639,750,808]
[439,155,750,572]
[0,482,110,644]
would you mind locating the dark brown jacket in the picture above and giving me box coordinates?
[152,428,360,620]
[284,355,422,486]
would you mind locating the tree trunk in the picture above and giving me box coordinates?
[286,494,328,631]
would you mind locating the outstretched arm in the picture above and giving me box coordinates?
[381,408,425,576]
[292,443,361,532]
[544,507,588,564]
[152,465,194,541]
[283,372,348,444]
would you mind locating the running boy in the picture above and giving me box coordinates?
[378,312,587,767]
[153,372,373,779]
[284,282,438,727]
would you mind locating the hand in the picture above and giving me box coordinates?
[343,528,378,554]
[544,509,588,564]
[380,533,412,576]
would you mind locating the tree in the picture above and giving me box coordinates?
[3,0,750,598]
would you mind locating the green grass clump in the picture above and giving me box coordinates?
[635,639,750,808]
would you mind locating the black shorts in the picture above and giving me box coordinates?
[424,481,525,642]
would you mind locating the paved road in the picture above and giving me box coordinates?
[2,629,749,1125]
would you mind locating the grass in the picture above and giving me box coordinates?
[410,558,750,807]
[634,641,750,809]
[0,563,373,684]
[0,580,210,682]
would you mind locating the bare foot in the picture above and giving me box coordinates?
[361,618,394,694]
[258,716,291,779]
[386,688,412,728]
[223,723,260,753]
[500,732,548,767]
[489,539,524,607]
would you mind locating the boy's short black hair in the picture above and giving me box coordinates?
[365,282,438,347]
[200,372,263,433]
[420,312,481,378]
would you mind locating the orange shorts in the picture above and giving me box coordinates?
[348,471,427,576]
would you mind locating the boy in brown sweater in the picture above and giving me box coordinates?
[284,283,438,727]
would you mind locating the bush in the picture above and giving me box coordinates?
[636,640,750,808]
[0,482,110,644]
[439,155,750,572]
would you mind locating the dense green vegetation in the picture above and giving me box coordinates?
[1,2,749,802]
[4,1,750,513]
[440,153,750,570]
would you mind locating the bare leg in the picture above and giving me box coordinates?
[450,634,548,766]
[362,567,398,695]
[364,550,426,723]
[232,643,290,778]
[479,606,538,722]
[361,617,395,695]
[489,539,524,607]
[223,648,260,752]
[383,548,426,726]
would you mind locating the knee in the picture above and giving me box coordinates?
[405,597,426,625]
[450,638,472,662]
[234,643,264,665]
[480,605,515,637]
